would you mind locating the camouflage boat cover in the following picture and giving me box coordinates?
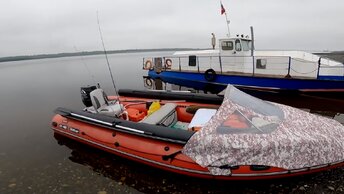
[182,85,344,175]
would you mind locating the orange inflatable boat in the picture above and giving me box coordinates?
[51,86,344,180]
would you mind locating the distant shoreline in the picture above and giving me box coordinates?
[315,51,344,63]
[0,49,343,63]
[0,48,199,63]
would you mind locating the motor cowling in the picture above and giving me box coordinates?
[81,85,97,107]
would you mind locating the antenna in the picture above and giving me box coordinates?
[96,11,119,95]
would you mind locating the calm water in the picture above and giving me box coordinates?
[0,52,343,194]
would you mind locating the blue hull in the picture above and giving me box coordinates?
[148,70,344,93]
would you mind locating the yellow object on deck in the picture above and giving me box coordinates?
[147,101,161,116]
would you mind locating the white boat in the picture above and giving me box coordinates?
[144,34,344,95]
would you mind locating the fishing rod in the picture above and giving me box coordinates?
[96,11,119,96]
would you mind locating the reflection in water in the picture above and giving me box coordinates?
[143,76,344,124]
[54,133,167,193]
[54,133,239,193]
[2,52,342,193]
[53,133,344,194]
[143,76,223,93]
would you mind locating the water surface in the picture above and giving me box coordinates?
[0,52,343,193]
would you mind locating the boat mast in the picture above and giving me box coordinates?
[221,1,230,38]
[224,11,230,38]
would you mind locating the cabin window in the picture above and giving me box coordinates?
[221,41,234,50]
[188,55,197,66]
[235,39,242,51]
[256,59,267,69]
[242,40,251,51]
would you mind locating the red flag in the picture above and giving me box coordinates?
[221,3,226,15]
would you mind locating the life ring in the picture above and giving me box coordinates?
[204,69,216,81]
[144,60,153,70]
[144,78,153,89]
[165,59,172,69]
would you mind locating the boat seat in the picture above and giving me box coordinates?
[141,103,177,127]
[90,88,123,117]
[188,108,217,131]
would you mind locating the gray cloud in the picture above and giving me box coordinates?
[0,0,343,57]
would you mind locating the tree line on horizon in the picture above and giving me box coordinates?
[0,48,198,63]
[0,49,343,63]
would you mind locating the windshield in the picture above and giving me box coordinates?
[241,40,252,51]
[221,41,234,50]
[217,85,284,134]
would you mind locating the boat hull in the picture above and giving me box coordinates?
[52,116,344,180]
[148,70,344,97]
[51,93,344,180]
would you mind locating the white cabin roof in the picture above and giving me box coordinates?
[173,50,219,56]
[255,51,340,66]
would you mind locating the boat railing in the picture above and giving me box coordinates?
[143,55,344,79]
[317,56,344,80]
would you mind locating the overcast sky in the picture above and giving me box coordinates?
[0,0,343,57]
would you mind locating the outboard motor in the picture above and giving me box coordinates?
[81,85,97,107]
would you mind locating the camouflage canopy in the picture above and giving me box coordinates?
[182,85,344,175]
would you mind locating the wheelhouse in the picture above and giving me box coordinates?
[219,37,252,55]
